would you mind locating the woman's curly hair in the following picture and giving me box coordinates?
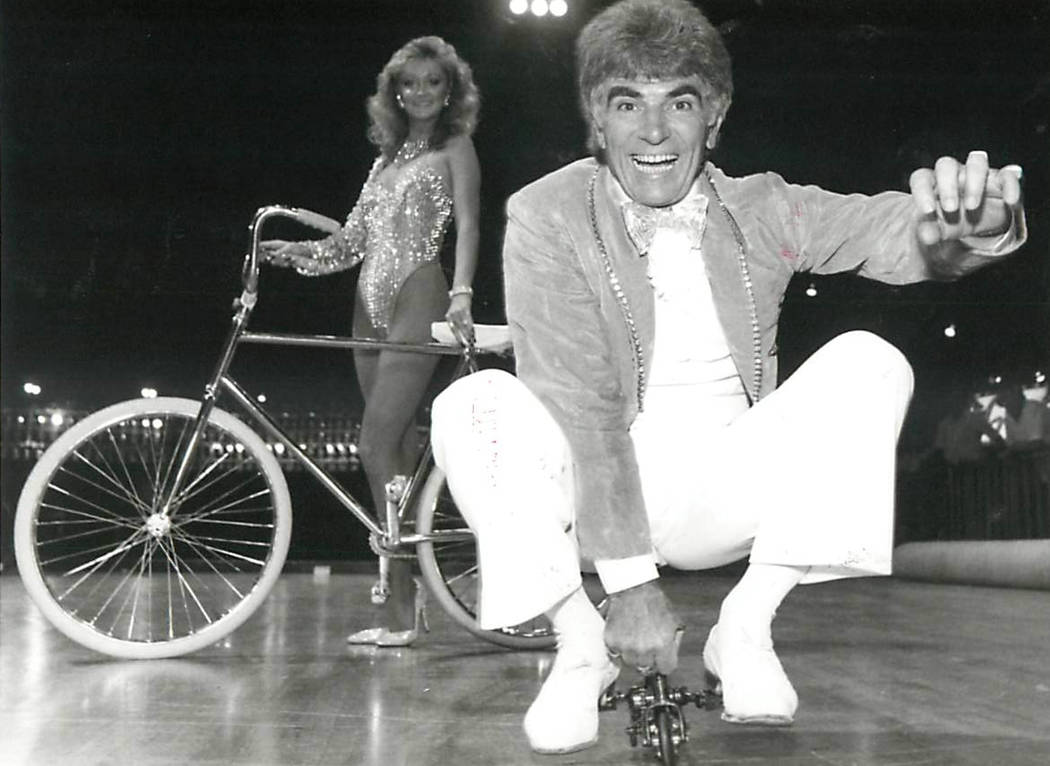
[366,36,481,159]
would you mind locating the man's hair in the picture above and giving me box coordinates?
[576,0,733,155]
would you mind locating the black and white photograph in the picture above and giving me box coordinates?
[2,1,1048,764]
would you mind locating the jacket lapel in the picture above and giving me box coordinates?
[697,170,759,399]
[592,166,656,382]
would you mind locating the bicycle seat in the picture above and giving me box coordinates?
[430,322,512,353]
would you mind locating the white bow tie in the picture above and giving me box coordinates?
[622,193,708,255]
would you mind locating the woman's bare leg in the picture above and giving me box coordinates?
[356,263,448,632]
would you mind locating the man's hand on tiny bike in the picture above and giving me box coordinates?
[605,581,683,675]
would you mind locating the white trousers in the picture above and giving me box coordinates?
[431,331,914,629]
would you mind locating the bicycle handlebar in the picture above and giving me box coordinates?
[240,205,342,300]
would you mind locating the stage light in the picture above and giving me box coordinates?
[23,382,41,396]
[257,393,267,403]
[805,283,817,297]
[943,323,957,338]
[141,387,158,398]
[550,0,568,15]
[1036,371,1046,384]
[509,0,528,14]
[531,0,549,17]
[50,412,64,427]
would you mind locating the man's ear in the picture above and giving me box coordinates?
[590,96,607,149]
[705,111,726,151]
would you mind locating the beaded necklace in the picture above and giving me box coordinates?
[392,137,430,167]
[586,167,763,411]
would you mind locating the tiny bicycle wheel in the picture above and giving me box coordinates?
[655,707,678,766]
[14,397,292,659]
[416,466,566,649]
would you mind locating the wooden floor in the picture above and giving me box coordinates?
[2,570,1049,766]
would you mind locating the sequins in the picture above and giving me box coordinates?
[300,155,454,334]
[587,167,765,410]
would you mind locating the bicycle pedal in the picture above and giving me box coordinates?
[369,581,390,605]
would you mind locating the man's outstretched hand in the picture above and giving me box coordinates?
[604,581,683,675]
[909,150,1023,247]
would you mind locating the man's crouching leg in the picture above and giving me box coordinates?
[431,370,618,752]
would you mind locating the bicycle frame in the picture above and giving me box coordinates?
[164,204,479,549]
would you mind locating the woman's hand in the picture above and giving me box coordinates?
[445,293,475,345]
[259,240,314,270]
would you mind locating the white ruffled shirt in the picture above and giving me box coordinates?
[594,179,749,593]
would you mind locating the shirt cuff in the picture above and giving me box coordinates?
[961,207,1028,256]
[594,554,660,594]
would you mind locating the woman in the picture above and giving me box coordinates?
[261,36,481,646]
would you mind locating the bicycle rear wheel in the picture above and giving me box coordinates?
[416,466,606,650]
[414,466,555,649]
[14,397,291,659]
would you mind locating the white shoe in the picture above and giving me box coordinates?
[523,650,619,754]
[703,623,798,726]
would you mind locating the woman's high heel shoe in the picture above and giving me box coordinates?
[346,580,429,647]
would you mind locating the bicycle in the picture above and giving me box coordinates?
[13,204,558,660]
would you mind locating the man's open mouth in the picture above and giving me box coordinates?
[631,154,678,174]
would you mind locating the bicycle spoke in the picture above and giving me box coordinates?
[158,537,213,627]
[44,483,143,529]
[37,500,141,533]
[174,485,271,527]
[171,451,235,510]
[102,429,151,514]
[56,459,150,519]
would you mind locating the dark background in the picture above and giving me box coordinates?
[3,0,1048,447]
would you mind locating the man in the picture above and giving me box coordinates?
[431,0,1026,754]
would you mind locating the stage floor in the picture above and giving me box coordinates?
[2,571,1049,766]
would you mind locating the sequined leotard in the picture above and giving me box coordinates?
[298,154,454,335]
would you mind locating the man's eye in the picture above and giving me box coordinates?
[615,101,637,112]
[672,100,695,111]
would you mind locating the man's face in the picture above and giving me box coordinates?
[594,77,723,207]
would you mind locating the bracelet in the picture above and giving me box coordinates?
[448,286,474,299]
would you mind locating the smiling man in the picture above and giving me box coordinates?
[430,0,1026,755]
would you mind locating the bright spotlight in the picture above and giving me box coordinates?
[141,387,158,398]
[1036,371,1046,384]
[23,382,41,396]
[531,0,549,16]
[550,0,568,16]
[509,0,528,14]
[50,412,65,427]
[805,283,817,298]
[943,324,957,338]
[257,393,267,403]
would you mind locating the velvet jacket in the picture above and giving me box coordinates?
[502,158,1024,563]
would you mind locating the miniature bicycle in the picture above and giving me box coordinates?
[13,204,553,660]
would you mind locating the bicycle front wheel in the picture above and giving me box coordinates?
[14,397,292,659]
[415,466,559,650]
